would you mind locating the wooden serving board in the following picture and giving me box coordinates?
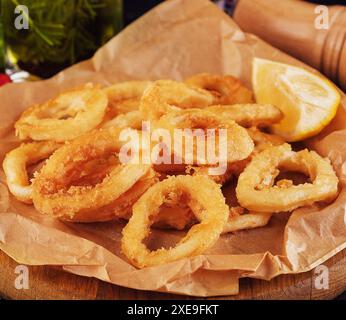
[0,249,345,300]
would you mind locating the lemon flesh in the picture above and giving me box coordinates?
[252,58,340,141]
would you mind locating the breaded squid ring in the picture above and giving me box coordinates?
[185,165,233,185]
[151,202,272,233]
[63,168,158,222]
[222,207,272,234]
[104,81,152,106]
[15,84,108,142]
[2,141,61,203]
[236,144,339,212]
[32,128,155,221]
[153,205,195,230]
[156,108,254,165]
[185,73,254,104]
[146,182,272,233]
[205,104,283,127]
[103,81,152,120]
[101,110,144,130]
[247,127,286,153]
[139,80,216,120]
[227,128,285,176]
[121,175,229,268]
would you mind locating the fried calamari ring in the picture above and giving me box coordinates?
[149,180,271,232]
[15,84,108,142]
[139,80,216,120]
[227,128,285,176]
[110,97,140,114]
[153,191,195,230]
[104,81,152,109]
[103,81,152,120]
[151,197,272,233]
[222,207,272,234]
[156,108,254,165]
[121,175,229,268]
[152,205,272,233]
[205,104,283,127]
[236,144,339,212]
[247,127,286,153]
[2,141,61,203]
[64,168,158,222]
[32,128,154,221]
[185,165,233,185]
[102,110,144,130]
[185,73,254,104]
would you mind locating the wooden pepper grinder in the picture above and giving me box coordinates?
[233,0,346,91]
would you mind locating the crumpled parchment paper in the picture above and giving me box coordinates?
[0,0,345,297]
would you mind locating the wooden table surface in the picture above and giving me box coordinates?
[0,248,345,300]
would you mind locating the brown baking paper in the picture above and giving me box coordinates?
[0,0,346,297]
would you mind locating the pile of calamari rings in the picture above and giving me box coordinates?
[2,74,339,268]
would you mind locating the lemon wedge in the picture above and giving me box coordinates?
[252,58,340,141]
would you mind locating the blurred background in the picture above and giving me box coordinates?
[0,0,345,83]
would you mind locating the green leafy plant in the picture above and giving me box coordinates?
[2,0,122,76]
